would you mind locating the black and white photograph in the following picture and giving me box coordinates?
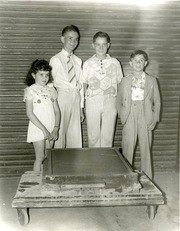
[0,0,179,230]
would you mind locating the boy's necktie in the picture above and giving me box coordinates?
[67,55,76,83]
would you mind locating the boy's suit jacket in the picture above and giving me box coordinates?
[117,73,161,128]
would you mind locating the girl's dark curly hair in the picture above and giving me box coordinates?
[24,59,53,86]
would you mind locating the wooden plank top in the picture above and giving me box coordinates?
[12,171,165,208]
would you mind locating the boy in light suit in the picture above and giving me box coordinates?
[50,25,84,148]
[83,31,123,147]
[117,50,161,179]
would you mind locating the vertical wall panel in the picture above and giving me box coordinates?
[0,0,179,176]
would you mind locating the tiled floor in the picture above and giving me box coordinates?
[0,172,179,231]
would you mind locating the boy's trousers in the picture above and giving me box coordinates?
[86,95,117,147]
[55,88,82,148]
[122,100,153,179]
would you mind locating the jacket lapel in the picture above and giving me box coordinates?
[126,74,133,98]
[144,73,152,99]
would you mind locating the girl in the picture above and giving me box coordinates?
[24,59,61,172]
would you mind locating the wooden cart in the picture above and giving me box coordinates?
[12,148,165,226]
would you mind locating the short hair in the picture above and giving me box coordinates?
[25,59,52,86]
[93,31,110,43]
[130,50,148,61]
[62,25,80,37]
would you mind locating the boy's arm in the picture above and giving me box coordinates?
[116,80,123,117]
[49,57,59,81]
[49,56,64,88]
[117,60,124,83]
[79,59,85,121]
[153,78,161,122]
[148,78,161,130]
[79,81,85,122]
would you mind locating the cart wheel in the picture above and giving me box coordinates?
[17,208,29,226]
[147,205,158,219]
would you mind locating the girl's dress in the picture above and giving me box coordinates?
[23,83,58,143]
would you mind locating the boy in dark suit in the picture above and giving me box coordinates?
[117,50,161,179]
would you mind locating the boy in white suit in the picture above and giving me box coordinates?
[83,32,123,147]
[117,50,161,179]
[50,25,84,148]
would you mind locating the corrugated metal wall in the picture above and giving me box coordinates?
[0,0,179,177]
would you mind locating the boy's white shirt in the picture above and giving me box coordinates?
[50,49,84,108]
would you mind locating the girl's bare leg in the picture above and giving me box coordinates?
[33,140,45,172]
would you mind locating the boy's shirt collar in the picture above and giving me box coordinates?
[93,54,111,61]
[132,71,145,80]
[62,48,73,58]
